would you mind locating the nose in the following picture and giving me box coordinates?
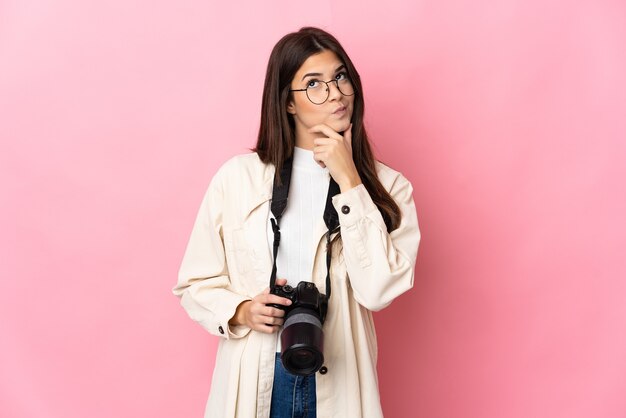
[326,80,342,101]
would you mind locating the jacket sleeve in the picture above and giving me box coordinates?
[331,173,420,311]
[172,166,252,339]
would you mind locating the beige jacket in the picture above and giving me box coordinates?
[173,152,420,418]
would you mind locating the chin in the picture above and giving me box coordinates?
[328,119,351,133]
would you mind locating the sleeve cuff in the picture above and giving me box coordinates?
[331,183,383,229]
[214,293,252,340]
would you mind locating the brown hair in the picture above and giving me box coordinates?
[253,27,401,232]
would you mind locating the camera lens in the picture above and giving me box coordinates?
[290,348,316,369]
[280,308,324,376]
[282,341,323,376]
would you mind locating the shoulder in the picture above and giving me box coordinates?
[206,152,273,205]
[211,152,271,184]
[216,152,268,177]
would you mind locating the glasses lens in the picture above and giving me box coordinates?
[337,79,354,96]
[306,85,328,105]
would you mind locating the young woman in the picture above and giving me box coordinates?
[174,27,420,418]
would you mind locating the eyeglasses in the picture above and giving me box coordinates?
[289,72,355,105]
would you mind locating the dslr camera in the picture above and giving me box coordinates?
[270,281,328,376]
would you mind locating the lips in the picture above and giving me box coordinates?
[333,105,346,114]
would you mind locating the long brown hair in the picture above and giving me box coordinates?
[253,27,401,232]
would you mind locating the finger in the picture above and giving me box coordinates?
[249,309,279,324]
[313,147,332,163]
[313,137,337,147]
[258,315,284,326]
[308,124,342,140]
[256,323,279,334]
[313,151,328,167]
[247,301,264,316]
[252,303,283,318]
[275,278,288,286]
[263,306,286,318]
[259,293,293,307]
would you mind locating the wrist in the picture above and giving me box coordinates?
[229,300,251,326]
[337,173,362,193]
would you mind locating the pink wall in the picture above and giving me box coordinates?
[1,1,625,417]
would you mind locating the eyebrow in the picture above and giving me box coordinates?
[301,64,346,81]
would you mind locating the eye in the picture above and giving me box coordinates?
[307,79,321,89]
[335,72,348,81]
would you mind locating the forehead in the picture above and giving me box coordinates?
[294,50,343,77]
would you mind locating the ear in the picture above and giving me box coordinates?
[286,100,296,115]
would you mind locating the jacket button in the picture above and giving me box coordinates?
[341,205,350,214]
[319,366,328,375]
[218,326,224,334]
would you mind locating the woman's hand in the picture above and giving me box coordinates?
[309,123,362,192]
[229,278,293,334]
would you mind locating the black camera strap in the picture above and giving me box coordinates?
[268,157,293,292]
[322,179,341,299]
[269,156,340,299]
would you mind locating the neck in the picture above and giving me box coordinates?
[294,126,325,151]
[295,138,313,151]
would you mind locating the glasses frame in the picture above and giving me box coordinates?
[289,77,356,105]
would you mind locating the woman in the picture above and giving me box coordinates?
[174,27,420,418]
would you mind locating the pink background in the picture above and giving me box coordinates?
[1,1,625,417]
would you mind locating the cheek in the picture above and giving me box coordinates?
[347,98,355,119]
[299,104,327,123]
[294,96,316,113]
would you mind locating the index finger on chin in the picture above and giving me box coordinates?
[308,124,341,140]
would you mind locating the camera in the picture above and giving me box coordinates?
[269,281,328,376]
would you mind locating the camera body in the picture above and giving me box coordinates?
[270,281,328,376]
[270,281,328,322]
